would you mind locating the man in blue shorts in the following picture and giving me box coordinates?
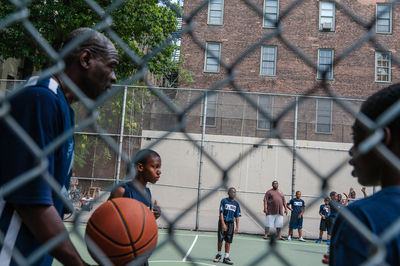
[0,28,118,265]
[324,84,400,265]
[213,187,241,265]
[286,191,305,242]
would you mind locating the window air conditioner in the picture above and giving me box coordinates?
[321,22,332,30]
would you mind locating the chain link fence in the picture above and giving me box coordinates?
[1,0,400,265]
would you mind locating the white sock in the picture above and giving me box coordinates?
[218,251,222,255]
[225,253,229,258]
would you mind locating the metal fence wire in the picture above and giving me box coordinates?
[1,0,400,265]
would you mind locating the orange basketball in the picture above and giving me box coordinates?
[85,198,158,265]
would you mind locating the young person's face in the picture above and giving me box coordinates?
[324,199,330,205]
[228,189,236,199]
[349,124,381,186]
[296,191,301,199]
[138,156,162,184]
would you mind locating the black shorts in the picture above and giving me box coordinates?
[319,218,330,232]
[218,220,234,243]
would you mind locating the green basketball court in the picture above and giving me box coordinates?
[53,223,327,265]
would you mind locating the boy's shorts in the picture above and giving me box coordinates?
[265,214,283,228]
[218,220,234,243]
[289,215,303,229]
[319,218,329,231]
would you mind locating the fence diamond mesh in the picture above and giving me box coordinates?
[1,0,400,265]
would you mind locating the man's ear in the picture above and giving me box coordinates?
[383,127,391,146]
[79,50,91,69]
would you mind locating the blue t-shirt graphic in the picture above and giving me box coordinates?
[0,76,74,266]
[319,204,330,218]
[219,198,241,222]
[288,198,305,216]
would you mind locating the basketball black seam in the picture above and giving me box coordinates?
[135,231,157,252]
[88,219,131,247]
[110,199,137,257]
[133,204,146,244]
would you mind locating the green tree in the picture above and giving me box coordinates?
[0,0,180,79]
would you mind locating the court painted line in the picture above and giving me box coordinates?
[150,260,214,266]
[159,232,326,248]
[182,235,198,262]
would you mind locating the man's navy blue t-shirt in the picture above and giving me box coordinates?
[330,187,400,266]
[288,198,305,216]
[329,201,343,218]
[122,182,152,209]
[219,198,241,222]
[319,204,330,218]
[0,77,74,266]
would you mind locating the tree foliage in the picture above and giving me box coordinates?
[0,0,180,79]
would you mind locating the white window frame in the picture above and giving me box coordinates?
[263,0,279,28]
[375,51,391,83]
[260,46,277,76]
[208,0,224,25]
[316,99,333,134]
[257,95,274,130]
[317,49,334,80]
[204,42,221,73]
[201,92,218,127]
[319,1,335,31]
[376,3,392,34]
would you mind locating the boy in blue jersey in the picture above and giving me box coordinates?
[213,187,241,265]
[316,197,330,243]
[286,191,306,242]
[109,149,161,219]
[323,84,400,265]
[0,28,118,265]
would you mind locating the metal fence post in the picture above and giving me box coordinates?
[291,96,299,198]
[115,85,128,184]
[195,90,208,230]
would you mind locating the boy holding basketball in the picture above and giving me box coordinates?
[110,149,162,219]
[286,191,306,242]
[213,187,241,265]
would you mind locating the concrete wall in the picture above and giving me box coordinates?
[143,130,374,239]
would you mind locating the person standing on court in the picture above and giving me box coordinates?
[263,180,288,240]
[0,27,119,265]
[213,187,241,265]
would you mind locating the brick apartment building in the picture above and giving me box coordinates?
[174,0,400,143]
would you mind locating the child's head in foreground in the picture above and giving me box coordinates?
[350,84,400,187]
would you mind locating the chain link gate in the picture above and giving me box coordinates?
[1,0,400,265]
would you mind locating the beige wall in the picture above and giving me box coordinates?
[142,130,375,239]
[0,58,22,92]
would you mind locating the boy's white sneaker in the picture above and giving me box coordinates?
[287,236,292,241]
[299,237,306,242]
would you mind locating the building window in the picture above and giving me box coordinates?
[375,51,391,82]
[376,4,392,34]
[316,99,332,133]
[263,0,279,28]
[208,0,224,25]
[257,95,273,130]
[204,42,221,73]
[260,46,277,76]
[318,49,334,80]
[319,2,335,31]
[201,92,218,127]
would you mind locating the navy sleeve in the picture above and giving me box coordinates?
[319,205,323,214]
[0,88,60,205]
[235,202,241,218]
[219,199,224,213]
